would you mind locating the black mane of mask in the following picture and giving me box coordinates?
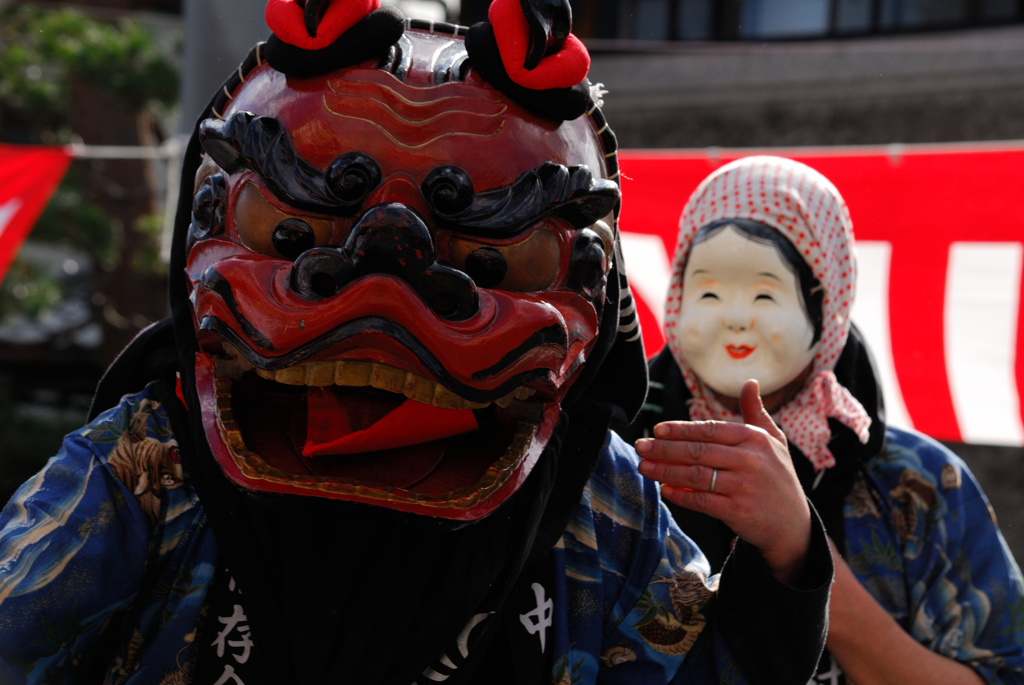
[87,31,648,684]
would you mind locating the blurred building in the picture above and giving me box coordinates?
[590,0,1020,41]
[588,27,1024,150]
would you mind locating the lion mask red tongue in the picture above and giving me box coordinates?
[304,387,479,457]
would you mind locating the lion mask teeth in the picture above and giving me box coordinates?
[215,353,537,412]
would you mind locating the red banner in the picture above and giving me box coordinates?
[617,144,1024,446]
[0,145,73,283]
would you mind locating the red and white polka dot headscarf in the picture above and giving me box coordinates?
[664,156,871,472]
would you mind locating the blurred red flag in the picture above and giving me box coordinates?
[616,144,1024,446]
[0,145,72,283]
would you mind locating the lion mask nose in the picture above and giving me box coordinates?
[290,202,479,320]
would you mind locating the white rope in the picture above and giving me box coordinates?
[66,138,182,160]
[66,136,187,261]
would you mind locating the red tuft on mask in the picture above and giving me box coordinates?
[488,0,590,90]
[266,0,380,50]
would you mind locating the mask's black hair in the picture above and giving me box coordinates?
[691,218,824,347]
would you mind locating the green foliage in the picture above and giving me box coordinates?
[0,169,119,323]
[0,259,62,320]
[0,5,178,140]
[30,170,119,268]
[132,212,166,274]
[0,6,178,323]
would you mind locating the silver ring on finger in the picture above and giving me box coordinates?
[709,468,719,494]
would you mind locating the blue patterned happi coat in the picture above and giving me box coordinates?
[1,383,1021,684]
[0,384,757,685]
[830,427,1024,684]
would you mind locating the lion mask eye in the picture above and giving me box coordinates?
[234,181,335,259]
[448,224,562,292]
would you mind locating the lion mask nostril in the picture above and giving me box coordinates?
[290,206,479,320]
[464,248,507,288]
[431,292,460,316]
[272,218,317,260]
[310,272,339,298]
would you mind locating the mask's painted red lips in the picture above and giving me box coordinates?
[726,344,755,359]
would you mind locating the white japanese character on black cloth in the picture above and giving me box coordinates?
[193,566,264,685]
[519,582,553,653]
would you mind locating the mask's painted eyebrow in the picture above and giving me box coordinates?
[424,161,620,239]
[200,113,621,237]
[757,272,782,281]
[199,111,379,217]
[691,269,712,276]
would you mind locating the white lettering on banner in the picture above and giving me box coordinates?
[519,582,553,653]
[945,243,1024,445]
[0,198,23,240]
[849,241,913,429]
[619,231,672,332]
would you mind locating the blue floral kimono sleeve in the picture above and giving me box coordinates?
[0,386,217,685]
[849,427,1024,684]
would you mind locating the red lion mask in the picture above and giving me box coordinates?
[181,22,625,520]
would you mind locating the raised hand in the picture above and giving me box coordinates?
[635,379,812,584]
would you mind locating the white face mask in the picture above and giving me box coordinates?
[676,225,819,398]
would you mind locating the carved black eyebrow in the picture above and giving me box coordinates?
[198,111,381,216]
[422,162,620,238]
[199,112,619,234]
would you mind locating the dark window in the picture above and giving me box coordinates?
[541,0,1024,41]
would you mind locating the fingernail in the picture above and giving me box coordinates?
[637,459,652,475]
[653,423,669,439]
[635,439,651,454]
[661,484,674,496]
